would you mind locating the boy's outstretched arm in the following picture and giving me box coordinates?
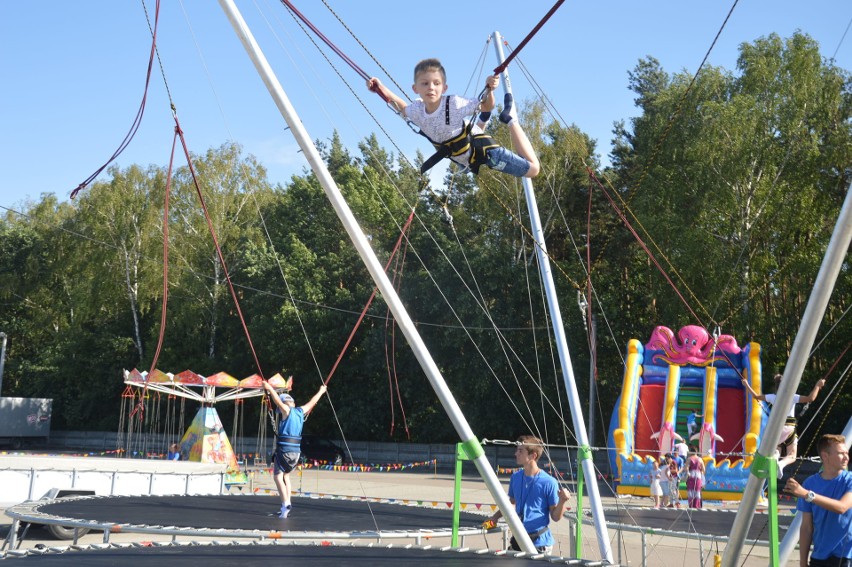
[301,384,328,415]
[740,377,766,401]
[263,380,291,417]
[368,77,408,116]
[799,379,825,403]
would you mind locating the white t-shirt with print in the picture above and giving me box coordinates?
[405,95,481,166]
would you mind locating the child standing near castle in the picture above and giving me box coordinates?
[649,457,664,509]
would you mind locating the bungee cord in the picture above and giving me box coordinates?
[70,0,162,200]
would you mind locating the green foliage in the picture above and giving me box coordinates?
[0,32,848,450]
[609,32,851,442]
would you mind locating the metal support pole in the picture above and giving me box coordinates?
[723,182,852,566]
[768,458,780,567]
[452,443,465,547]
[491,31,613,564]
[218,1,535,554]
[575,452,584,557]
[0,332,7,396]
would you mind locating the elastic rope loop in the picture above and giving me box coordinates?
[173,120,265,380]
[71,0,161,198]
[146,127,179,377]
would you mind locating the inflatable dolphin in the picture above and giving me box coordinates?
[690,421,724,457]
[651,422,684,460]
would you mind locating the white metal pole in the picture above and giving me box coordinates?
[0,332,7,396]
[492,31,613,564]
[723,183,852,565]
[778,416,852,565]
[217,0,536,554]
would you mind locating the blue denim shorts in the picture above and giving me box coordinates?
[485,146,530,177]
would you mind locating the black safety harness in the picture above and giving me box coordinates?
[417,96,499,175]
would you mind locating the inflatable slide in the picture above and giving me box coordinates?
[607,325,768,501]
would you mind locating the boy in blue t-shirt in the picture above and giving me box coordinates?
[263,380,327,518]
[484,435,570,554]
[785,433,852,566]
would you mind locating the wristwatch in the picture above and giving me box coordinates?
[805,491,816,503]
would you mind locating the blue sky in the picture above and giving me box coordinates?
[1,1,850,210]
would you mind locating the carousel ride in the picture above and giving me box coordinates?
[119,369,292,480]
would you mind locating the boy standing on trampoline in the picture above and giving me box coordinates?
[263,380,328,518]
[368,58,540,178]
[483,435,570,554]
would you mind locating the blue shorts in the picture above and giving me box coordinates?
[273,451,300,474]
[485,146,530,177]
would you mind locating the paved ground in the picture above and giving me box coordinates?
[1,465,793,566]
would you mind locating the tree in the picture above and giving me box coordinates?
[609,32,852,437]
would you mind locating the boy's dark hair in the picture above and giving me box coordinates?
[517,435,544,460]
[414,58,446,83]
[817,434,846,455]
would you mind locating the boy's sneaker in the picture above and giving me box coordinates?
[278,504,292,519]
[499,93,516,125]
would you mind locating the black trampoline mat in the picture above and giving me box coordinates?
[38,495,485,533]
[603,507,792,540]
[0,543,599,566]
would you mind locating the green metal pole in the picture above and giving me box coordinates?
[749,452,779,567]
[767,458,779,567]
[453,442,463,546]
[575,445,592,558]
[575,459,584,558]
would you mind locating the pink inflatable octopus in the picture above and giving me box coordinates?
[646,325,740,366]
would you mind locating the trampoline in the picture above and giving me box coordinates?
[602,506,792,540]
[5,494,494,545]
[2,495,620,565]
[0,540,616,565]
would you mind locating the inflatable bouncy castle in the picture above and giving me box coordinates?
[607,325,769,501]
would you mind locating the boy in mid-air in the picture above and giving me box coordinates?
[368,58,540,178]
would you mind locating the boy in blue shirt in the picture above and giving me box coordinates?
[785,433,852,566]
[263,380,328,518]
[368,58,540,178]
[484,435,570,554]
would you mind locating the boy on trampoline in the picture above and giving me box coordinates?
[368,58,540,178]
[483,435,570,554]
[263,379,328,518]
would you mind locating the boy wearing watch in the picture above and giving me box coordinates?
[785,434,852,566]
